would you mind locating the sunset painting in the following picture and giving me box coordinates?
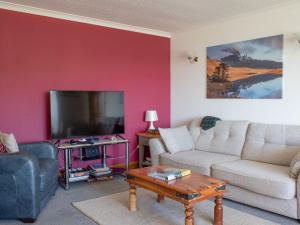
[206,35,283,99]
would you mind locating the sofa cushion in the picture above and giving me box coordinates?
[189,120,249,157]
[39,159,58,192]
[242,123,300,166]
[159,126,194,154]
[189,117,204,129]
[212,160,296,200]
[160,150,239,175]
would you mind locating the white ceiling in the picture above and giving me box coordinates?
[1,0,296,33]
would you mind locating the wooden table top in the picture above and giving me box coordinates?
[127,166,226,196]
[136,131,160,139]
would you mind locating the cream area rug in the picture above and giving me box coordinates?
[73,189,280,225]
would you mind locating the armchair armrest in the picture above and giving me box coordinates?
[149,138,167,166]
[0,153,40,220]
[19,141,57,160]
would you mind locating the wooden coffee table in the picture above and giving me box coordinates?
[126,166,227,225]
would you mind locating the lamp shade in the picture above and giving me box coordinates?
[145,110,158,122]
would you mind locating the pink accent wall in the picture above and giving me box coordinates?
[0,9,170,167]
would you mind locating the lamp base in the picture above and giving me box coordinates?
[148,121,155,130]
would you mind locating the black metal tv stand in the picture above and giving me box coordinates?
[57,135,129,190]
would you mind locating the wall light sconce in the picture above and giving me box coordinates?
[293,33,300,44]
[187,56,199,64]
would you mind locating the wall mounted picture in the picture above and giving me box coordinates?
[206,35,283,99]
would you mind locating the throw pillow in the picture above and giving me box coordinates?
[0,143,7,154]
[0,132,19,153]
[158,126,194,154]
[289,152,300,179]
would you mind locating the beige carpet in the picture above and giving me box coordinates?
[73,189,280,225]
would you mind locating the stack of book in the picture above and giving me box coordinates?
[88,163,111,178]
[148,167,191,181]
[69,168,89,178]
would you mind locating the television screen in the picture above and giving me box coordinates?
[50,90,124,139]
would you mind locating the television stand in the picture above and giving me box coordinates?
[57,135,129,190]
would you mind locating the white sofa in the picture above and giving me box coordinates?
[149,118,300,220]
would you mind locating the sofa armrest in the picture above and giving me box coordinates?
[149,138,167,166]
[0,153,40,219]
[19,141,57,160]
[297,173,300,219]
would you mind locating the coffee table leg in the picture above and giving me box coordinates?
[214,194,223,225]
[157,194,165,203]
[129,185,137,211]
[185,205,194,225]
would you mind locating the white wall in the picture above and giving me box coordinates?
[171,2,300,126]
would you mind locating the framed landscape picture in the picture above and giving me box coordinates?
[206,35,283,99]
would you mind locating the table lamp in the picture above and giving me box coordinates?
[145,110,158,131]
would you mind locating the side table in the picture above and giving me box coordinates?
[136,132,160,168]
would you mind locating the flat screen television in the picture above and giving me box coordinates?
[50,90,124,139]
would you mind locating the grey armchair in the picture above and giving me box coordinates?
[0,141,59,223]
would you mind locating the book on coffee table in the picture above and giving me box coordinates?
[148,167,191,181]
